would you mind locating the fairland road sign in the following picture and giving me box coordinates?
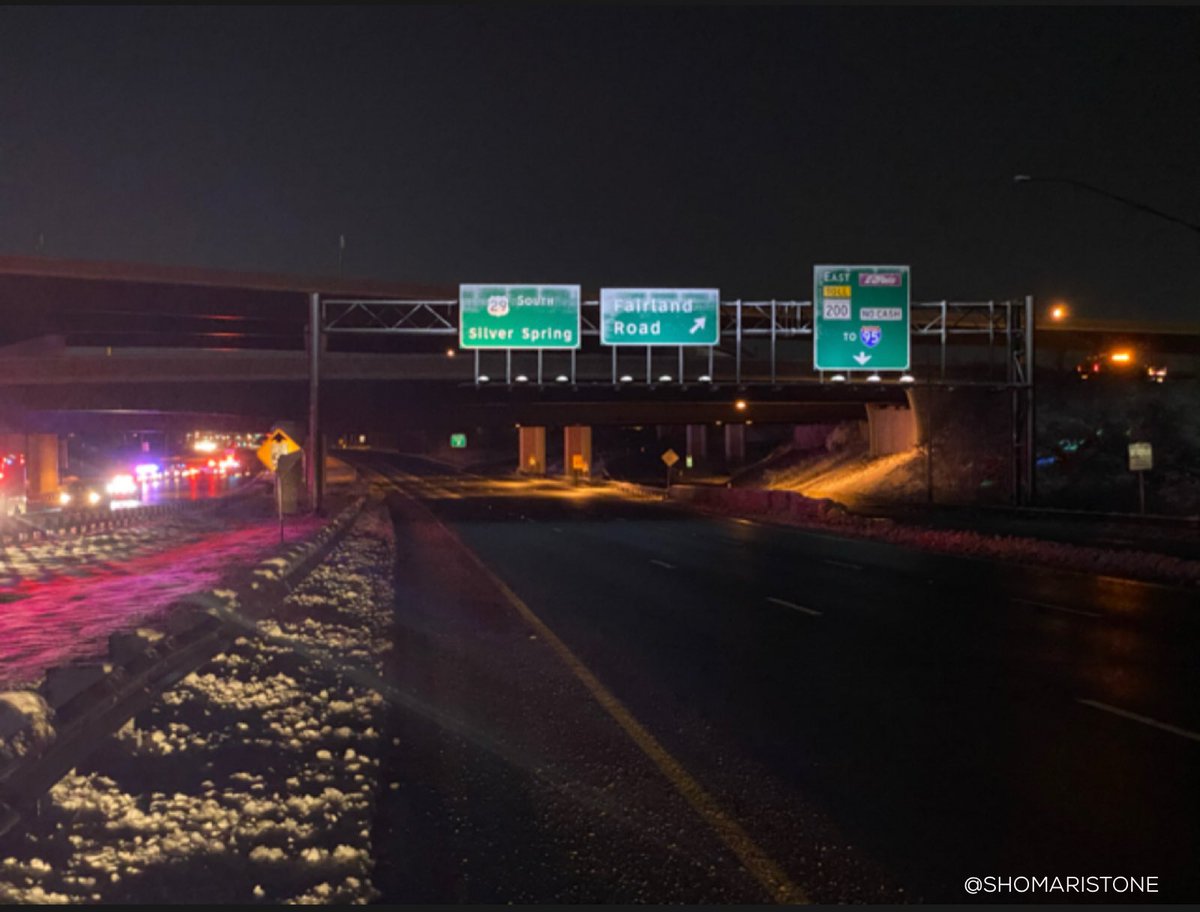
[814,265,910,371]
[459,284,581,349]
[600,288,720,346]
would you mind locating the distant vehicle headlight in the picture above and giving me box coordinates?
[59,491,72,506]
[87,490,102,506]
[106,474,138,497]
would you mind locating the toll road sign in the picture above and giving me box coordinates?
[600,288,720,346]
[814,265,910,371]
[459,284,580,349]
[1128,441,1153,472]
[661,449,679,467]
[257,428,301,472]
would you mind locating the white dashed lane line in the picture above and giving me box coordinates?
[822,558,863,571]
[766,597,822,617]
[1077,699,1200,744]
[1013,598,1101,619]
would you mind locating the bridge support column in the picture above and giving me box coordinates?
[686,424,708,465]
[905,387,936,504]
[563,425,592,479]
[724,423,746,466]
[518,426,546,475]
[25,433,60,504]
[865,403,919,457]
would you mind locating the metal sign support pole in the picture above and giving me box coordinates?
[307,292,321,514]
[1024,294,1037,506]
[735,300,742,386]
[770,299,777,385]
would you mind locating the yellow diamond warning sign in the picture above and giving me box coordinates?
[257,428,301,471]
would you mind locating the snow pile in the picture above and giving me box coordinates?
[0,504,397,904]
[669,485,1200,586]
[0,692,55,764]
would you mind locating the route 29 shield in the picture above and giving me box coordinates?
[860,325,882,349]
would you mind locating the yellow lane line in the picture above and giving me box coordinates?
[377,467,808,904]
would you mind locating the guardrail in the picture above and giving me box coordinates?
[0,473,272,545]
[0,493,367,838]
[0,502,190,545]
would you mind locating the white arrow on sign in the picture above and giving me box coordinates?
[689,316,707,335]
[853,351,872,365]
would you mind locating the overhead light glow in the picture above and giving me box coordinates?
[866,373,882,382]
[619,374,634,383]
[830,374,847,382]
[193,440,217,453]
[698,374,712,383]
[734,399,748,411]
[899,374,915,383]
[515,374,529,383]
[555,374,569,383]
[658,374,673,383]
[478,374,490,383]
[1110,351,1132,363]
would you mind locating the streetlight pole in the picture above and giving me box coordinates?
[1013,175,1200,236]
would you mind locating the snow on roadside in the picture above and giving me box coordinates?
[671,486,1200,586]
[0,504,396,904]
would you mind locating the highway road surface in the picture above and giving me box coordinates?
[353,452,1200,903]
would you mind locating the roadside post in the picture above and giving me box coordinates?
[661,448,679,496]
[257,429,302,543]
[1128,441,1152,515]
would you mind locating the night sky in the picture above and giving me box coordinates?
[2,7,1198,322]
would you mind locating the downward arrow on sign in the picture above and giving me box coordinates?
[853,352,872,365]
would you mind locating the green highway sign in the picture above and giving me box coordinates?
[450,433,467,449]
[813,266,910,371]
[600,288,720,346]
[460,284,580,349]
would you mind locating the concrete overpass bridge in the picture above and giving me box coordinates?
[3,253,1192,506]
